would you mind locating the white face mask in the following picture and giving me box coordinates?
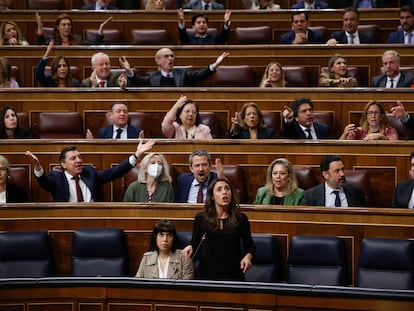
[147,163,162,178]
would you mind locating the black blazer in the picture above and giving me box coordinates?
[301,183,367,207]
[330,30,374,44]
[392,179,414,208]
[97,125,141,139]
[227,127,276,139]
[6,183,29,203]
[282,120,329,139]
[280,29,325,44]
[178,27,230,45]
[127,67,214,87]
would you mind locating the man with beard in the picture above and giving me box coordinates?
[175,150,224,203]
[371,50,413,88]
[282,97,329,139]
[301,155,366,207]
[392,151,414,208]
[119,47,229,87]
[177,9,231,45]
[387,5,414,44]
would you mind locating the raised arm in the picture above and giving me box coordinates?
[210,52,230,71]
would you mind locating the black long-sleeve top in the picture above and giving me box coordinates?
[191,211,255,281]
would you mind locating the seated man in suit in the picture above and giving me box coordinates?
[119,47,229,87]
[280,12,325,44]
[177,9,231,45]
[291,0,328,9]
[86,101,141,139]
[282,97,329,139]
[175,149,224,203]
[183,0,224,10]
[392,151,414,208]
[352,0,387,8]
[327,7,374,45]
[81,52,126,88]
[371,50,413,88]
[81,0,118,10]
[391,100,414,130]
[387,5,414,44]
[25,134,155,202]
[301,155,366,207]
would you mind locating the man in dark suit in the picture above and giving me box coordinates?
[291,0,329,9]
[387,5,414,44]
[327,7,374,45]
[352,0,387,8]
[25,136,155,202]
[371,50,413,88]
[183,0,224,10]
[301,155,366,207]
[81,52,125,88]
[86,102,141,139]
[282,97,329,139]
[177,9,231,45]
[392,151,414,208]
[175,150,223,203]
[280,12,325,44]
[119,48,229,87]
[81,0,118,10]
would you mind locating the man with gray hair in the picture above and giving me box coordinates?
[82,52,125,88]
[371,50,413,88]
[175,150,224,203]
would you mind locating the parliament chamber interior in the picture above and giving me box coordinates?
[1,2,414,310]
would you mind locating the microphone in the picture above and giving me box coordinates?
[191,232,206,260]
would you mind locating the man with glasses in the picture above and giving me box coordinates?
[119,47,229,87]
[371,50,413,88]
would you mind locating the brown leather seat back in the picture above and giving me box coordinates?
[293,166,318,190]
[131,29,170,45]
[344,170,373,206]
[84,29,123,44]
[9,166,30,199]
[262,111,281,138]
[36,112,83,139]
[28,0,63,9]
[232,26,273,44]
[283,66,308,87]
[211,65,256,87]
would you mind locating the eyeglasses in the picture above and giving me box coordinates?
[366,111,381,116]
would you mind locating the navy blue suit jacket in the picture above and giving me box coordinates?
[280,29,325,44]
[301,183,367,207]
[175,171,218,203]
[387,30,405,44]
[291,0,328,8]
[36,158,133,202]
[330,30,373,44]
[97,125,141,139]
[179,27,230,45]
[402,115,414,130]
[227,127,276,139]
[371,72,413,88]
[392,179,414,208]
[282,120,329,139]
[127,67,214,87]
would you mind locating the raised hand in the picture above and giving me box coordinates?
[25,151,41,171]
[119,56,133,75]
[98,16,113,36]
[135,131,156,159]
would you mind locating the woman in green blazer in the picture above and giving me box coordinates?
[254,158,304,205]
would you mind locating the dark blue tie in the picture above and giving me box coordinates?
[333,190,341,207]
[115,128,123,139]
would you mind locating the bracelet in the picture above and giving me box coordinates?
[133,153,139,160]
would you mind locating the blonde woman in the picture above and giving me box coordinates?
[259,62,286,88]
[0,21,28,46]
[145,0,166,10]
[319,54,358,87]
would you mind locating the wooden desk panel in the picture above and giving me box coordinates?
[1,138,413,205]
[0,204,413,287]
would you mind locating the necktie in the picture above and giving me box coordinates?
[204,4,209,10]
[349,34,355,44]
[197,183,204,203]
[166,73,171,78]
[305,128,312,139]
[115,128,123,139]
[332,190,341,207]
[98,81,105,88]
[72,176,84,202]
[389,79,394,88]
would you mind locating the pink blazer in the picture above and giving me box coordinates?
[161,115,212,139]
